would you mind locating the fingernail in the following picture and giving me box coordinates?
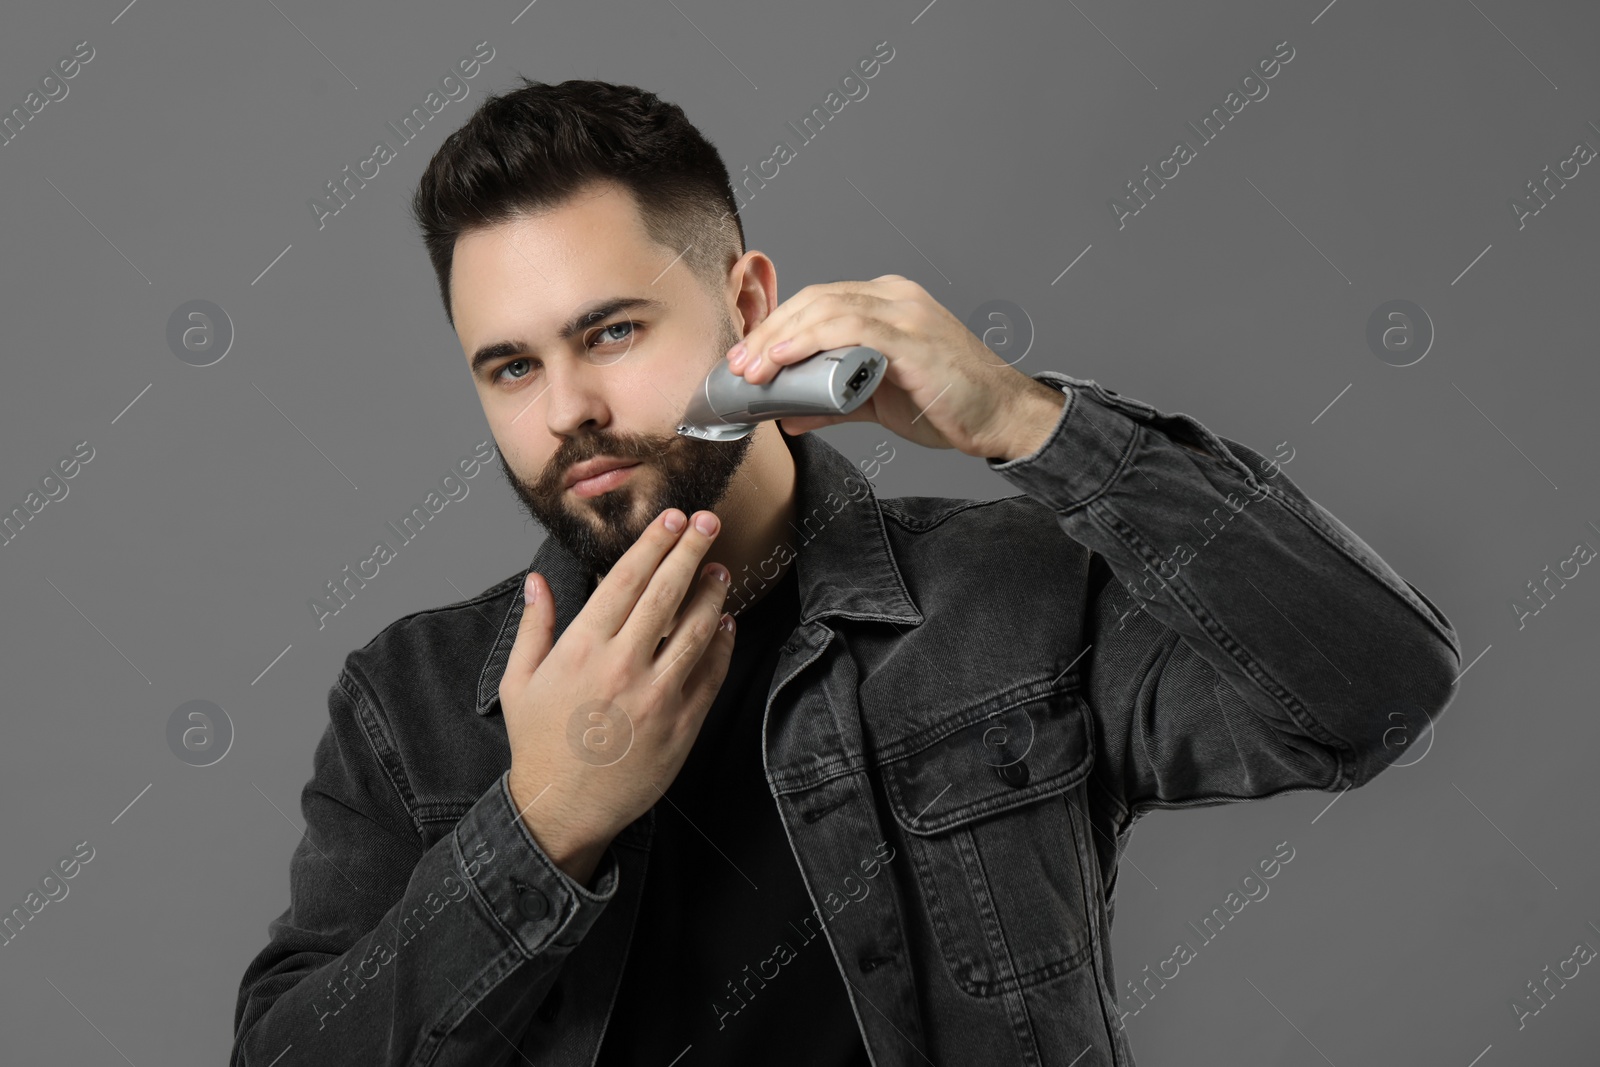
[729,343,747,369]
[719,612,735,633]
[524,573,539,604]
[768,340,790,356]
[707,563,730,583]
[664,510,686,532]
[695,512,718,535]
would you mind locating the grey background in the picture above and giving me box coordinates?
[1,0,1594,1063]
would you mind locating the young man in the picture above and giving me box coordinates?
[232,79,1460,1066]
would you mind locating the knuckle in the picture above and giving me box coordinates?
[890,301,923,333]
[688,614,717,647]
[566,629,597,658]
[637,582,675,618]
[597,659,631,694]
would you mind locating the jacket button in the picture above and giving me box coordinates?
[996,760,1030,787]
[536,982,564,1022]
[515,882,550,921]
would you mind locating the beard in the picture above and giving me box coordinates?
[494,313,755,581]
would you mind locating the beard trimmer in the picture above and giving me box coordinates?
[675,344,887,442]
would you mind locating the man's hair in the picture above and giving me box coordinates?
[410,78,746,327]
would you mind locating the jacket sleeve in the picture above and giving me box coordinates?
[985,371,1462,827]
[231,664,620,1066]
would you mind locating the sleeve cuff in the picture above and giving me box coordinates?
[985,371,1142,513]
[454,770,621,958]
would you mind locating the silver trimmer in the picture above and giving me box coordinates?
[675,345,887,442]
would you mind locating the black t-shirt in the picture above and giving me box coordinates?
[592,564,872,1065]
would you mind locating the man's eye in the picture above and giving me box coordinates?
[593,321,637,347]
[493,323,640,386]
[495,358,534,384]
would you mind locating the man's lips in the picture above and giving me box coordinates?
[563,457,641,490]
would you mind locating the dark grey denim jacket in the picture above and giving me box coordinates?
[231,370,1461,1067]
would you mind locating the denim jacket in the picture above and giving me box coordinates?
[231,370,1461,1067]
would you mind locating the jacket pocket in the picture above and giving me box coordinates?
[874,675,1098,997]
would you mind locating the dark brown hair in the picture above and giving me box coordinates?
[410,78,746,327]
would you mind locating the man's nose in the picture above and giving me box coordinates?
[540,363,614,436]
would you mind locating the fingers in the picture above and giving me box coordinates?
[726,280,875,370]
[729,286,900,384]
[500,572,555,700]
[581,508,698,639]
[621,509,722,648]
[659,569,736,698]
[732,312,900,385]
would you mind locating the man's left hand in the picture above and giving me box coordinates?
[724,275,1066,462]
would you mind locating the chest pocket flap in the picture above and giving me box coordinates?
[876,676,1094,833]
[871,676,1100,996]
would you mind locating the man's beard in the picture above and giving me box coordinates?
[494,315,755,581]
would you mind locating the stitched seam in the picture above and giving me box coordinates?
[411,939,525,1067]
[1127,777,1343,819]
[1087,503,1353,758]
[476,584,526,712]
[875,674,1078,762]
[1040,420,1142,516]
[879,495,1015,533]
[337,668,426,837]
[1251,481,1461,657]
[961,830,1045,1059]
[1067,786,1131,1065]
[452,820,525,962]
[350,572,524,655]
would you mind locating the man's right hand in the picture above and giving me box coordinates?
[501,507,736,886]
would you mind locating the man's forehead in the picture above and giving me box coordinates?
[459,207,654,279]
[453,211,683,340]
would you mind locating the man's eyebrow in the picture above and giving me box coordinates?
[468,296,669,377]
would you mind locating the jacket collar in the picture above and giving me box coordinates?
[475,429,923,717]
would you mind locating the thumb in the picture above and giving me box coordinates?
[500,572,555,699]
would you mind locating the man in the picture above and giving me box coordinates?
[232,78,1460,1066]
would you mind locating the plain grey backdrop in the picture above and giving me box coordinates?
[2,0,1596,1063]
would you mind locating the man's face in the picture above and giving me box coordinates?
[451,183,754,579]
